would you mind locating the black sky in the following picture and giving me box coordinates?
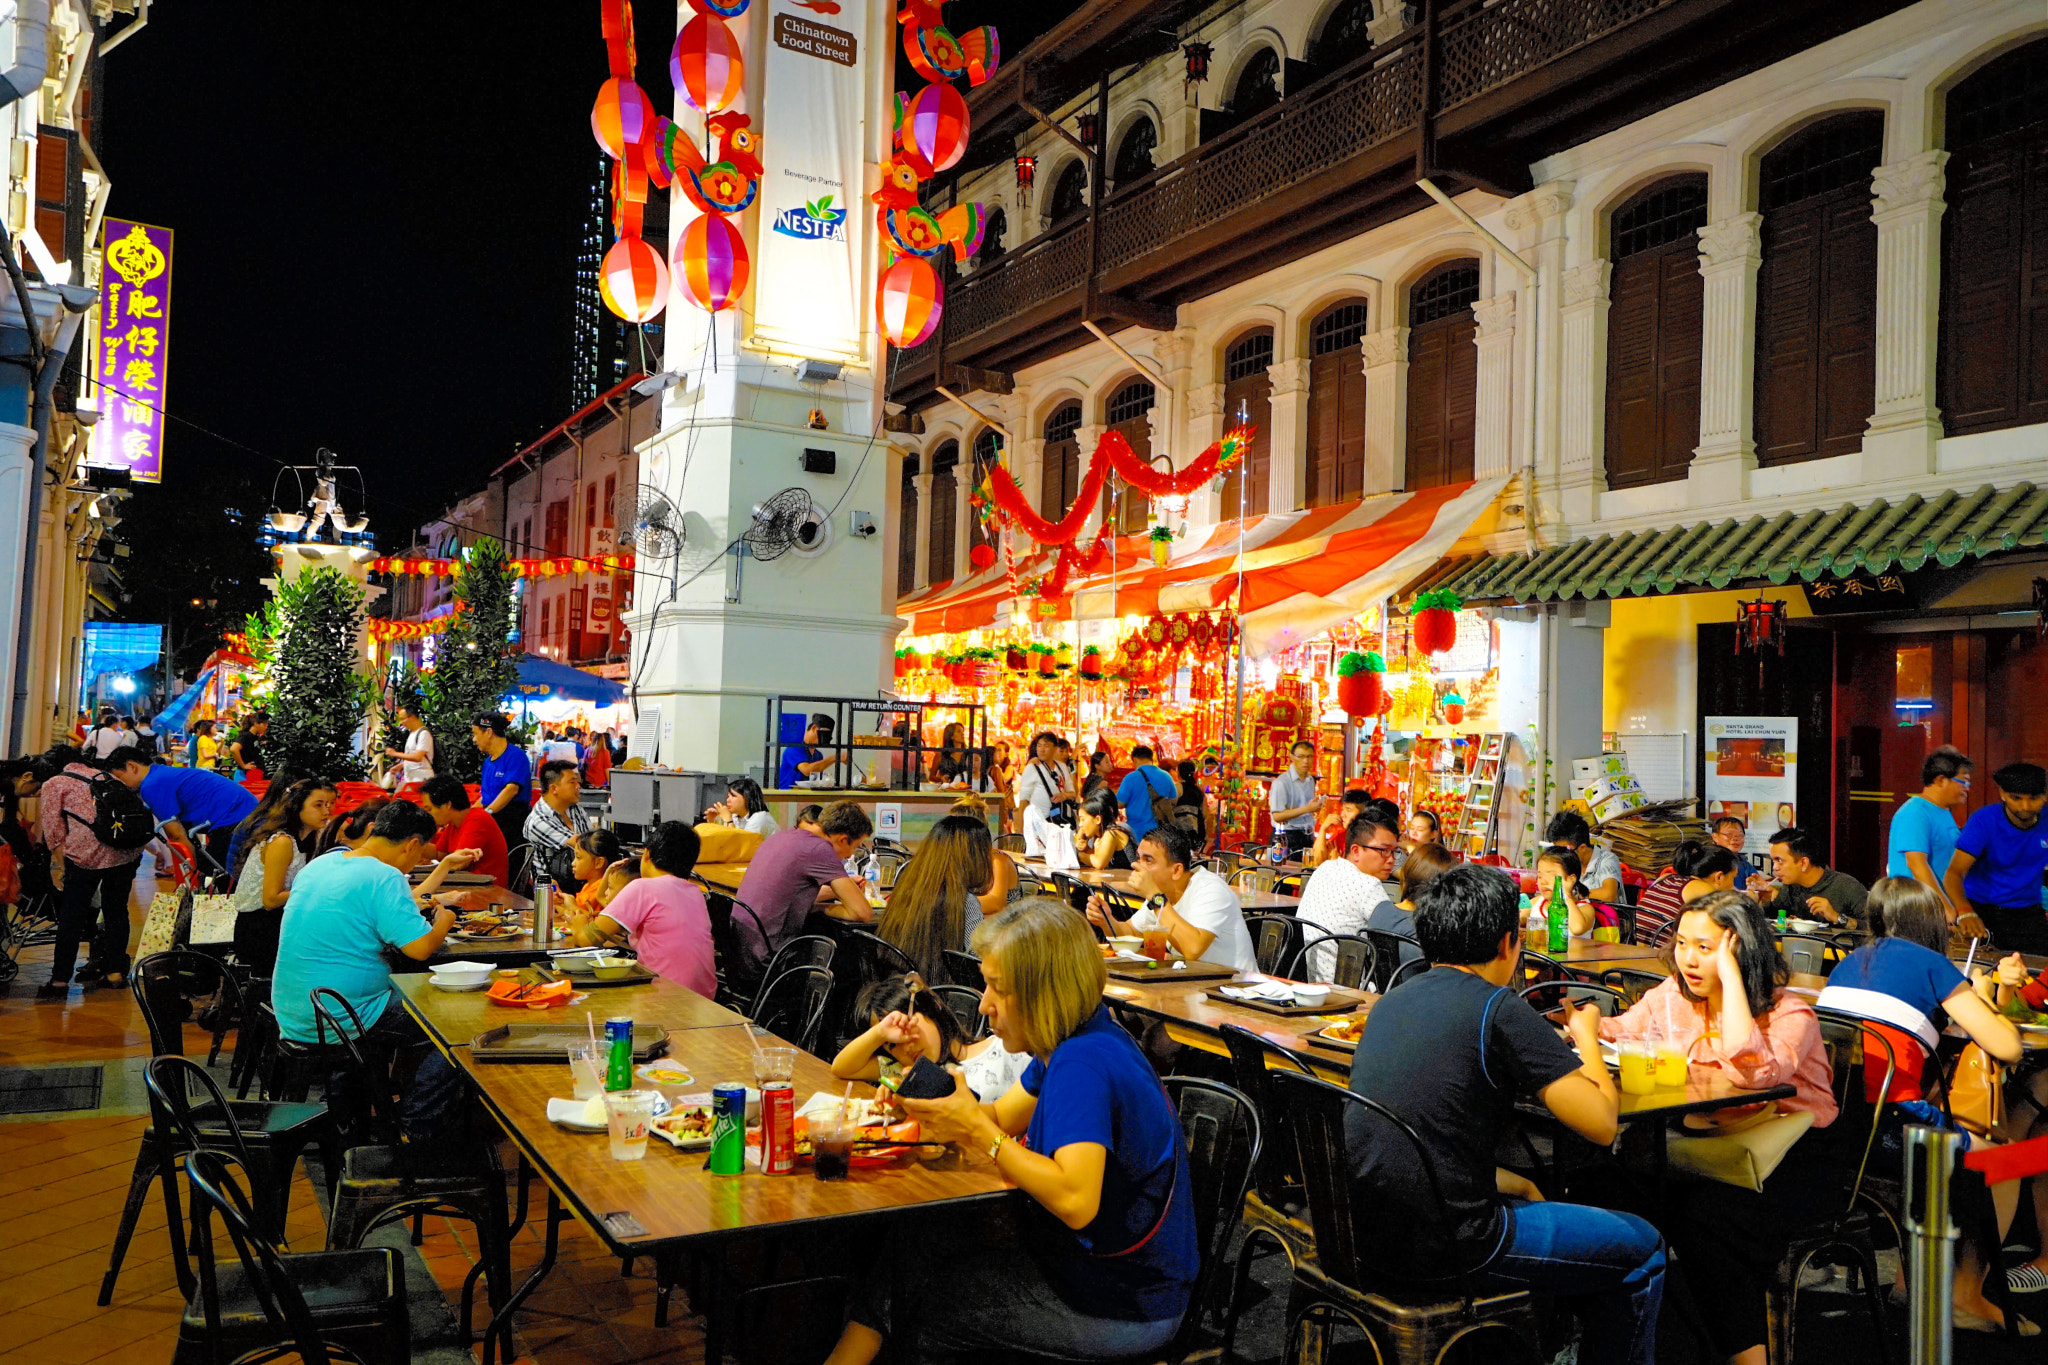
[98,0,1069,545]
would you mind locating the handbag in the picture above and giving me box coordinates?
[1665,1102,1814,1190]
[1945,1042,2006,1139]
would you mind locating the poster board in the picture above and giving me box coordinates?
[629,706,662,766]
[1702,717,1797,853]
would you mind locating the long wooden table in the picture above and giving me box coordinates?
[393,972,750,1053]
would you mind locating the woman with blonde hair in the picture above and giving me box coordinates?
[826,898,1196,1365]
[878,813,995,981]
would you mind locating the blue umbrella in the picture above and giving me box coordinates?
[505,655,627,707]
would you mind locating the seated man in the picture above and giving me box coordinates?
[1309,788,1373,868]
[568,821,716,997]
[1347,865,1663,1362]
[732,799,874,989]
[421,774,509,887]
[1085,823,1257,971]
[1753,825,1868,929]
[1543,810,1622,903]
[270,802,478,1140]
[778,713,838,788]
[523,759,591,891]
[1296,812,1399,980]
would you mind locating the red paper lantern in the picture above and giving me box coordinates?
[876,256,942,347]
[590,78,656,159]
[1334,651,1386,721]
[968,542,996,570]
[674,212,750,313]
[901,82,969,176]
[672,13,745,114]
[1412,606,1456,656]
[600,235,670,323]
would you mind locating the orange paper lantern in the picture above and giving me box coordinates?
[674,212,750,313]
[877,255,942,348]
[590,77,656,159]
[900,82,969,176]
[600,235,670,323]
[672,13,745,114]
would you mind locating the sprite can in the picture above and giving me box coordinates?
[708,1082,747,1175]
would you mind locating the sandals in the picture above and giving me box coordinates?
[2009,1263,2048,1295]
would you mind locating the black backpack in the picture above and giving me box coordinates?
[56,770,157,851]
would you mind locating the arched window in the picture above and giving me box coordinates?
[1604,175,1708,489]
[1307,299,1372,505]
[1220,329,1274,518]
[1112,117,1157,190]
[1311,0,1375,71]
[1405,261,1480,489]
[1753,110,1882,466]
[974,207,1007,267]
[897,453,919,596]
[928,441,960,585]
[1104,379,1157,533]
[1041,402,1084,523]
[969,428,1002,566]
[1048,159,1088,222]
[1231,47,1282,121]
[1940,39,2048,437]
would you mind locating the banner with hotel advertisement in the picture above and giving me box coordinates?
[751,0,867,361]
[1703,716,1799,855]
[90,218,174,483]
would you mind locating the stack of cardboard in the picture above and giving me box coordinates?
[1572,753,1649,823]
[1597,798,1709,875]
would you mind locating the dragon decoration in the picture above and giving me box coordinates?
[873,0,1001,347]
[591,0,763,321]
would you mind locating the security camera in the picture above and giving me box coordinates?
[848,511,878,539]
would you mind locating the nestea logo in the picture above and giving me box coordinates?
[774,194,846,242]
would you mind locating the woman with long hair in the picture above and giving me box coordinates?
[314,795,392,856]
[223,768,311,882]
[230,777,339,972]
[951,794,1016,911]
[1073,787,1132,872]
[706,776,778,835]
[932,722,972,785]
[878,813,995,982]
[1173,760,1208,848]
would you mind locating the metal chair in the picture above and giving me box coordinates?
[1518,949,1580,987]
[752,935,836,1019]
[1780,934,1832,977]
[942,948,984,991]
[1514,980,1627,1018]
[1362,929,1427,994]
[749,964,834,1054]
[930,983,989,1040]
[1233,866,1282,896]
[704,890,773,1008]
[1292,931,1372,988]
[1218,1025,1319,1363]
[1245,914,1304,976]
[178,1150,410,1365]
[994,832,1026,852]
[846,927,919,981]
[1270,1070,1543,1365]
[1596,966,1667,1005]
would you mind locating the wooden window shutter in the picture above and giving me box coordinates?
[928,443,959,585]
[33,128,70,266]
[1305,301,1370,507]
[1605,176,1707,488]
[1404,263,1480,489]
[544,500,569,556]
[1220,330,1274,517]
[1042,404,1082,523]
[897,459,919,596]
[1104,382,1154,534]
[1753,112,1882,466]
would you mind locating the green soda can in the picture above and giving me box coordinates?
[604,1017,634,1092]
[708,1083,747,1175]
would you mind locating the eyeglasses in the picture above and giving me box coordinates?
[1954,778,1972,790]
[1363,842,1398,856]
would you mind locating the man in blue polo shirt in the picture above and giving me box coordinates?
[112,752,258,881]
[1115,743,1178,842]
[1945,761,2048,955]
[1886,745,1969,907]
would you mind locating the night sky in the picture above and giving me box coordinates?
[98,0,1068,544]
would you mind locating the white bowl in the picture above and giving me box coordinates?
[1291,984,1332,1007]
[429,975,489,993]
[431,961,493,988]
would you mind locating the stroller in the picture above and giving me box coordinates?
[0,838,58,984]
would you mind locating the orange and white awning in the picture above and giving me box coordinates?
[898,477,1509,656]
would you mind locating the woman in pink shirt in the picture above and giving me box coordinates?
[566,821,717,998]
[1600,892,1836,1365]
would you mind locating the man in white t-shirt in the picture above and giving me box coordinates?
[1297,811,1401,979]
[1085,822,1256,971]
[382,703,436,786]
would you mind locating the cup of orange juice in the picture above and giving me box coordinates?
[1653,1042,1688,1088]
[1617,1041,1656,1096]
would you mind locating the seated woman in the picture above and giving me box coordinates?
[830,973,1029,1102]
[826,899,1196,1365]
[1600,892,1838,1365]
[1680,843,1741,905]
[705,776,778,836]
[1074,787,1133,873]
[1535,847,1620,942]
[931,722,973,787]
[1630,838,1721,948]
[951,793,1016,911]
[878,813,994,982]
[564,821,715,997]
[230,778,338,974]
[1817,877,2038,1330]
[314,796,391,857]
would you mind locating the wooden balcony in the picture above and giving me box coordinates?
[890,0,1909,410]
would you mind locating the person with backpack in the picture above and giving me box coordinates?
[81,709,126,761]
[381,702,435,788]
[34,744,154,997]
[1114,743,1179,843]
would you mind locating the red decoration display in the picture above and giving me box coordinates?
[1334,651,1386,721]
[672,12,746,113]
[985,425,1257,548]
[675,212,750,313]
[877,256,942,347]
[968,542,996,569]
[601,236,670,324]
[1409,589,1462,656]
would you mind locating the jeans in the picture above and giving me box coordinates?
[325,1000,468,1143]
[52,857,140,982]
[1479,1199,1665,1365]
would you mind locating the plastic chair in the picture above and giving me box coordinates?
[1245,914,1304,976]
[1270,1070,1543,1365]
[1596,966,1667,1005]
[1292,931,1372,988]
[1218,1025,1318,1362]
[941,948,984,991]
[751,965,834,1054]
[1515,980,1627,1018]
[930,983,989,1040]
[178,1150,410,1365]
[752,935,836,1019]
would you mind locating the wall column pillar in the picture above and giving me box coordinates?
[910,470,933,591]
[0,421,38,749]
[1472,292,1518,480]
[1185,382,1226,529]
[1265,357,1311,511]
[1557,259,1611,525]
[1688,212,1762,509]
[1863,150,1948,480]
[1361,326,1408,495]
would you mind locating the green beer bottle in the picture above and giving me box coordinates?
[1545,874,1568,955]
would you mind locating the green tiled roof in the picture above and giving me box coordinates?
[1435,482,2048,603]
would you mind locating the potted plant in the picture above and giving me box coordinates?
[1078,645,1104,680]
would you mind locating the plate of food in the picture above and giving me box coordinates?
[755,1115,924,1166]
[1310,1015,1365,1051]
[453,923,522,941]
[485,978,575,1008]
[651,1106,722,1149]
[635,1062,696,1087]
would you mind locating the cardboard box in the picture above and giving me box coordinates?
[1581,773,1643,808]
[1590,787,1650,822]
[1572,754,1632,785]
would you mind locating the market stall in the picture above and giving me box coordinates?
[152,648,259,760]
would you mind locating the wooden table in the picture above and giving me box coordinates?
[1520,934,1669,968]
[1102,973,1366,1075]
[394,973,749,1054]
[1013,859,1304,914]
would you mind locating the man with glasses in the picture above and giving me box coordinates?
[1296,813,1404,980]
[1886,745,1970,908]
[1709,815,1759,887]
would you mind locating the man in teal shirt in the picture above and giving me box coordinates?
[1115,743,1179,842]
[271,801,479,1138]
[1886,745,1969,907]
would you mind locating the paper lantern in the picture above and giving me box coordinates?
[958,26,1001,86]
[903,24,965,83]
[600,235,670,323]
[969,542,995,570]
[675,212,750,313]
[876,255,942,347]
[591,78,657,159]
[1410,589,1462,656]
[673,13,745,114]
[901,82,969,176]
[1334,651,1386,721]
[686,0,749,15]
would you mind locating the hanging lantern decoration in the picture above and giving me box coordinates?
[674,212,751,312]
[600,236,671,324]
[673,12,747,113]
[877,255,942,347]
[1334,651,1386,722]
[1014,153,1036,192]
[1148,524,1175,567]
[591,78,657,159]
[1410,588,1462,656]
[968,541,996,570]
[958,26,1001,86]
[1734,595,1788,656]
[1183,41,1214,88]
[1441,691,1466,726]
[900,82,970,176]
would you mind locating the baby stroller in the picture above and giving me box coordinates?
[159,821,231,895]
[0,838,58,984]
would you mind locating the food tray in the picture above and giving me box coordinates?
[580,968,656,988]
[1202,987,1367,1017]
[413,870,496,886]
[470,1023,671,1063]
[1304,1023,1361,1054]
[1104,957,1239,982]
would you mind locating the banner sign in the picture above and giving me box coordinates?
[752,0,867,361]
[1703,716,1799,853]
[93,218,174,483]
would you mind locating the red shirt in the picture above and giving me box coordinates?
[435,805,509,887]
[583,740,611,787]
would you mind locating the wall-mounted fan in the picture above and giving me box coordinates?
[741,487,832,561]
[618,483,684,562]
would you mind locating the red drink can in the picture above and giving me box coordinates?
[760,1082,796,1175]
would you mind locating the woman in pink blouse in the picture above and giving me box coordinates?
[1599,892,1837,1365]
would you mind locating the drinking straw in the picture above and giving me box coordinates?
[1962,937,1980,978]
[586,1010,598,1051]
[839,1080,854,1124]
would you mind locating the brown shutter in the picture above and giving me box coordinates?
[33,129,68,265]
[1337,359,1368,498]
[897,465,918,595]
[1112,416,1150,532]
[1306,350,1343,505]
[1405,317,1476,489]
[1305,302,1370,507]
[1753,205,1821,463]
[928,458,957,584]
[1219,371,1271,516]
[1605,245,1704,488]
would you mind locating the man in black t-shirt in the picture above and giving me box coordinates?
[1347,864,1666,1365]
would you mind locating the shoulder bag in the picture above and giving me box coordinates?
[1665,1101,1814,1190]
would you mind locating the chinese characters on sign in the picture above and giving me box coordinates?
[94,219,174,483]
[1801,570,1915,616]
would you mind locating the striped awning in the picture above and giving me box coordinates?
[899,477,1509,655]
[1429,482,2048,604]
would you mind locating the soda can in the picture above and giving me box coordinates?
[759,1082,796,1175]
[604,1017,634,1092]
[708,1082,747,1175]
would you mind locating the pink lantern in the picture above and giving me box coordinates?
[901,82,969,177]
[674,213,750,313]
[672,13,745,114]
[877,256,942,348]
[590,78,656,159]
[600,236,670,323]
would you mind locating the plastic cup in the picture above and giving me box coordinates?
[1654,1043,1688,1088]
[1141,930,1171,962]
[752,1046,796,1086]
[566,1043,604,1101]
[1617,1041,1656,1096]
[811,1115,856,1181]
[603,1089,659,1160]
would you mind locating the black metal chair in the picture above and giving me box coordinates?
[1292,932,1372,989]
[1515,980,1627,1018]
[705,890,773,1009]
[1518,949,1581,987]
[1217,1024,1319,1363]
[750,965,834,1054]
[1596,966,1667,1005]
[941,948,984,991]
[1270,1070,1543,1365]
[178,1149,410,1365]
[994,833,1026,853]
[309,988,514,1365]
[846,927,919,982]
[102,951,337,1307]
[751,935,836,1018]
[1780,934,1832,977]
[1245,914,1304,976]
[930,983,989,1040]
[1362,929,1427,994]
